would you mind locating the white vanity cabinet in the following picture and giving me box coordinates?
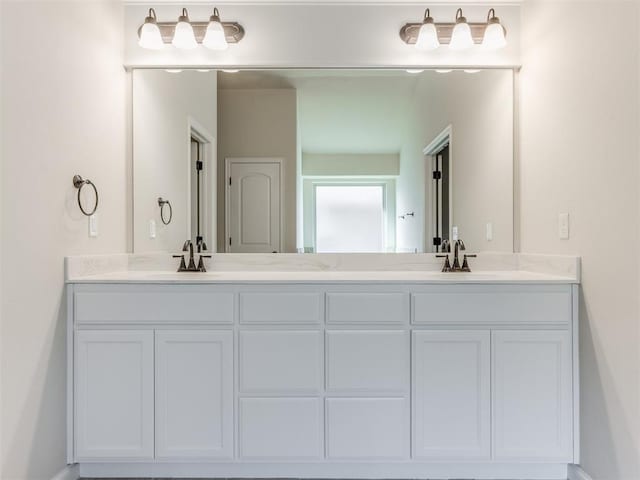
[68,281,578,480]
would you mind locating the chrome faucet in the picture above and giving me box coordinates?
[173,239,212,272]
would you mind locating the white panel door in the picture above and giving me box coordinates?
[413,330,491,460]
[155,330,233,459]
[493,330,572,461]
[239,397,323,459]
[240,330,323,394]
[326,397,408,460]
[75,330,154,460]
[227,159,281,253]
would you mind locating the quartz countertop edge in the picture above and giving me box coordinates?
[65,269,578,284]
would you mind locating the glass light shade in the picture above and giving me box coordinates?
[139,22,164,50]
[172,11,197,50]
[483,22,507,50]
[203,19,228,50]
[415,22,440,51]
[449,21,474,50]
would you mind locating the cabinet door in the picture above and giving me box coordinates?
[493,330,572,461]
[75,330,154,460]
[413,330,490,459]
[155,330,233,459]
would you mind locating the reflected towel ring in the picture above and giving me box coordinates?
[158,197,173,225]
[72,175,98,216]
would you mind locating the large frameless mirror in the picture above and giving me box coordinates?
[132,68,514,254]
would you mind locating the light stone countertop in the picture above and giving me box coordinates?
[66,269,578,284]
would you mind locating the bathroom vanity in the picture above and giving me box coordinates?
[65,254,580,480]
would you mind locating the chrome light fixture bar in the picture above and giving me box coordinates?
[400,7,507,50]
[137,7,245,50]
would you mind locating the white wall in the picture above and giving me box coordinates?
[123,4,521,69]
[133,69,217,253]
[217,88,298,252]
[519,2,640,479]
[0,2,127,479]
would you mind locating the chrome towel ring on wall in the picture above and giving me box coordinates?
[158,197,173,225]
[72,175,99,216]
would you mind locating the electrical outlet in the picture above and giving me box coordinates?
[559,213,570,239]
[486,222,493,241]
[89,214,98,238]
[452,226,459,241]
[149,219,157,239]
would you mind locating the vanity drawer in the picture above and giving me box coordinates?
[326,292,408,324]
[239,291,323,324]
[412,285,572,325]
[74,285,234,324]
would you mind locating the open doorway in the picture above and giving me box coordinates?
[424,125,453,253]
[189,119,216,252]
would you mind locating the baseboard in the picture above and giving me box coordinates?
[568,464,594,480]
[51,465,79,480]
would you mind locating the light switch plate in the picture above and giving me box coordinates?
[559,213,570,239]
[89,214,98,238]
[149,219,157,239]
[486,222,493,241]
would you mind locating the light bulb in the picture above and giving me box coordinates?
[172,8,197,50]
[138,8,164,50]
[203,8,228,50]
[406,69,424,74]
[482,9,507,50]
[449,8,474,51]
[415,9,440,51]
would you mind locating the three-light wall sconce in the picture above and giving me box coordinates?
[400,8,507,51]
[138,7,244,50]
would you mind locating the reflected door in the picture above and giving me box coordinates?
[432,145,450,252]
[226,159,281,253]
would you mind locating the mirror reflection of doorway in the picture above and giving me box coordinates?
[432,144,450,252]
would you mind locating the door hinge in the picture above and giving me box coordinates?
[433,170,442,180]
[229,237,232,246]
[229,177,232,186]
[196,160,203,171]
[433,237,442,246]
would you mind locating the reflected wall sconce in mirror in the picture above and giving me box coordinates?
[138,6,245,50]
[158,197,173,225]
[73,175,99,216]
[400,7,507,51]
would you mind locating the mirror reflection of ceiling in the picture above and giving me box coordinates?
[218,69,493,155]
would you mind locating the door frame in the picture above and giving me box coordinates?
[188,116,216,251]
[224,157,285,253]
[423,125,453,252]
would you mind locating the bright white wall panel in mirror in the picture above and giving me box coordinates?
[132,68,513,254]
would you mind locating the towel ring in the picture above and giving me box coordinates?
[158,197,173,225]
[72,175,98,216]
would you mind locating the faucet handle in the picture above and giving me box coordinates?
[436,254,452,273]
[196,254,212,273]
[461,254,477,272]
[172,254,188,272]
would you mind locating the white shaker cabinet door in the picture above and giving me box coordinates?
[155,330,233,459]
[412,330,491,460]
[74,330,154,460]
[493,330,572,461]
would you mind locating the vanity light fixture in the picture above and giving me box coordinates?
[172,8,198,49]
[449,8,474,50]
[138,8,164,50]
[203,8,228,50]
[137,7,245,50]
[400,8,507,51]
[482,8,507,50]
[415,9,440,51]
